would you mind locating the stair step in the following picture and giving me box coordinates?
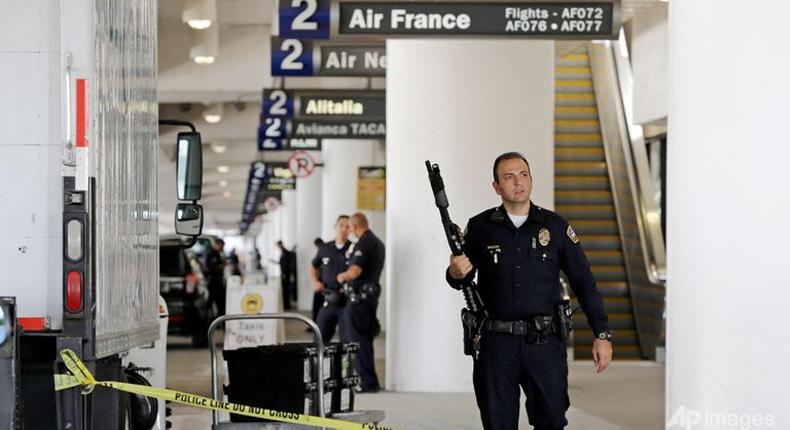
[555,93,596,107]
[567,220,618,235]
[582,249,624,265]
[596,281,629,297]
[555,66,591,80]
[574,312,635,329]
[555,106,598,120]
[578,234,620,250]
[591,265,627,281]
[573,297,631,314]
[555,204,616,220]
[556,175,609,190]
[555,120,601,134]
[555,147,605,162]
[555,161,607,175]
[556,190,613,205]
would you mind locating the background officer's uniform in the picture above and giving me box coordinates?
[311,240,351,342]
[447,203,609,430]
[342,230,385,392]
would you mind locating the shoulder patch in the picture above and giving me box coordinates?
[567,225,580,244]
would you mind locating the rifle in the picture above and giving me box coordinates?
[425,161,488,357]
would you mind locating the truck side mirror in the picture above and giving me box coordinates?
[175,203,203,236]
[176,131,203,201]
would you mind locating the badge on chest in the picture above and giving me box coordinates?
[538,228,551,247]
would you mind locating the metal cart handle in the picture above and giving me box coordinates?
[208,313,326,427]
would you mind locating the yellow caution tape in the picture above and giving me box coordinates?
[54,349,397,430]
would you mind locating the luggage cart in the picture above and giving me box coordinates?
[208,313,384,429]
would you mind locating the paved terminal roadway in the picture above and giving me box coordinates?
[166,318,663,429]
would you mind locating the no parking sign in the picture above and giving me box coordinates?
[288,150,317,178]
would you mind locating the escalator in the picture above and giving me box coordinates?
[554,49,646,360]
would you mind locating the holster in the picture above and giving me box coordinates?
[461,308,481,357]
[554,299,574,340]
[323,288,344,306]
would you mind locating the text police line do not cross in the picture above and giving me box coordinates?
[278,0,620,40]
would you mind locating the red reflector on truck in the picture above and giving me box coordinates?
[18,317,47,331]
[66,271,83,312]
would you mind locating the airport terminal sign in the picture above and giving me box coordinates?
[271,38,386,76]
[262,89,385,119]
[277,0,619,39]
[338,2,617,37]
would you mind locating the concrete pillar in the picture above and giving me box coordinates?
[386,40,554,392]
[321,139,388,323]
[320,140,385,238]
[296,168,323,311]
[667,1,790,426]
[281,190,297,250]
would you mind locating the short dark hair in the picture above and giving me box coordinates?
[313,238,324,246]
[335,214,349,225]
[493,152,531,182]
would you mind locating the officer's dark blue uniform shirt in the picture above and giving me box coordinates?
[348,230,385,285]
[447,203,609,336]
[311,241,351,290]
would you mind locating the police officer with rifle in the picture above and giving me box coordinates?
[427,152,613,430]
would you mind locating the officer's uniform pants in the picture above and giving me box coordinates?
[473,332,569,430]
[316,300,344,343]
[340,296,380,391]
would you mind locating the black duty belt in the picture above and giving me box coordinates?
[483,315,557,343]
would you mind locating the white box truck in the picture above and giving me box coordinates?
[0,1,204,428]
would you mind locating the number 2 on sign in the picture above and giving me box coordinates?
[280,39,304,71]
[268,90,288,116]
[264,118,284,138]
[291,0,318,30]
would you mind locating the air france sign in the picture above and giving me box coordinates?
[277,0,619,39]
[339,3,616,36]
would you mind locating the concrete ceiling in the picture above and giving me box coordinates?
[156,0,662,233]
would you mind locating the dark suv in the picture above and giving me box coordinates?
[160,238,212,347]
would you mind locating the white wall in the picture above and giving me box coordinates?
[386,40,554,392]
[632,2,668,125]
[667,1,790,427]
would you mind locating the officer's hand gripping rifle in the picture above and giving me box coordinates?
[426,161,488,356]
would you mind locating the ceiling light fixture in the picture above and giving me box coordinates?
[211,143,227,153]
[203,104,223,124]
[217,165,230,174]
[223,191,232,198]
[219,180,229,187]
[189,24,218,65]
[183,0,217,30]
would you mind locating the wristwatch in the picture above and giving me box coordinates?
[596,331,613,342]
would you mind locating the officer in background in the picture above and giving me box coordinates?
[447,152,613,430]
[204,238,226,316]
[276,240,296,310]
[336,213,385,393]
[309,216,351,342]
[310,237,326,325]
